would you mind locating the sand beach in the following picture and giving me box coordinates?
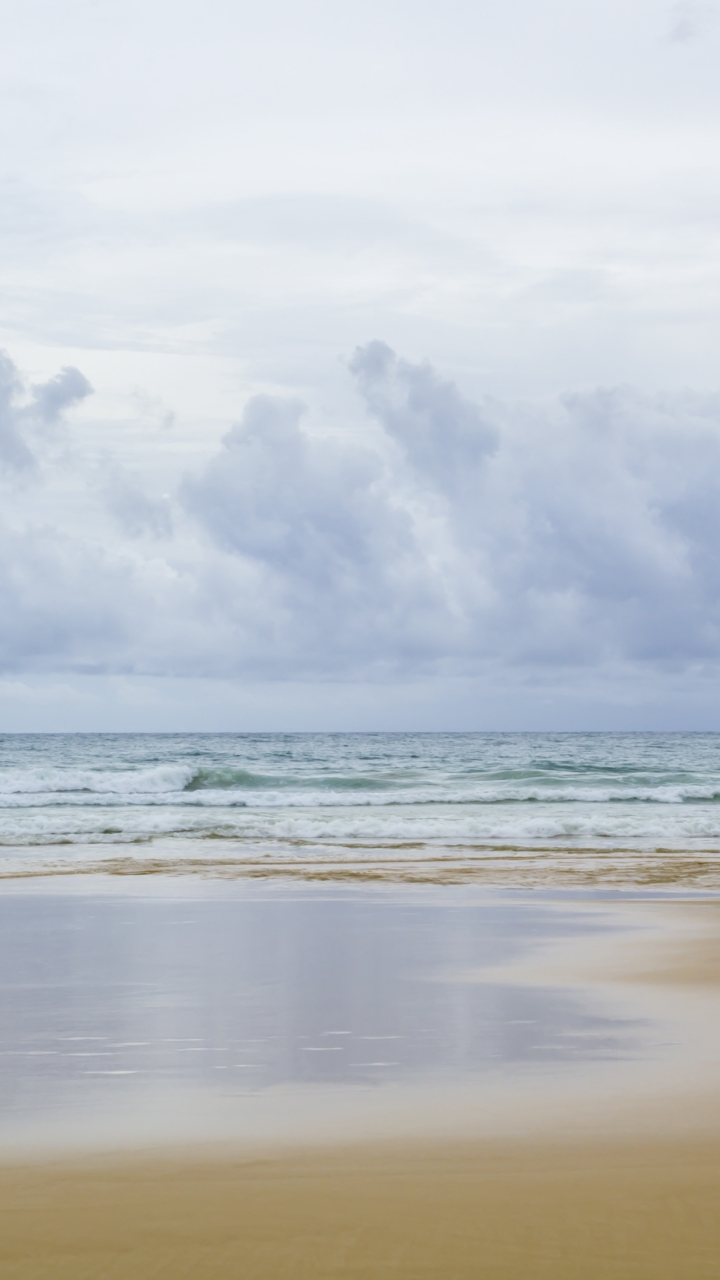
[2,872,720,1278]
[4,1132,720,1280]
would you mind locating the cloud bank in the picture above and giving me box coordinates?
[1,342,720,718]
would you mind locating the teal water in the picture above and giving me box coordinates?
[0,733,720,877]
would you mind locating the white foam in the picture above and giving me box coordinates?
[2,733,720,859]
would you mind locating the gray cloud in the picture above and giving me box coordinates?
[180,391,452,673]
[349,341,498,491]
[31,365,93,426]
[104,467,174,540]
[0,353,92,470]
[2,344,720,697]
[0,525,135,673]
[0,352,33,469]
[179,346,720,678]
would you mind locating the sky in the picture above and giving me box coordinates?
[1,0,720,731]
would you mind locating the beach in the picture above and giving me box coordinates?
[3,1135,720,1279]
[3,734,720,1275]
[6,0,720,1262]
[2,879,720,1276]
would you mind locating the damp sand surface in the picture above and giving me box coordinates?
[7,838,720,889]
[3,878,720,1277]
[3,1135,720,1280]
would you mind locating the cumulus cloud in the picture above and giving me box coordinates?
[104,467,174,540]
[0,353,92,470]
[0,526,133,672]
[348,340,498,491]
[31,365,93,426]
[0,352,32,469]
[485,386,720,666]
[181,391,454,672]
[2,343,720,692]
[178,344,720,677]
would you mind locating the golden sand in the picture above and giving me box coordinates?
[626,905,720,987]
[2,1137,720,1280]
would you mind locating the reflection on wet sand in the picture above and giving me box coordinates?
[0,880,719,1152]
[0,882,653,1150]
[3,879,720,1277]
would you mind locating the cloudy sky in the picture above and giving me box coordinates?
[1,0,720,730]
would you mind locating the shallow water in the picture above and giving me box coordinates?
[2,879,715,1156]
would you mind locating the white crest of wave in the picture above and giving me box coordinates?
[0,763,196,796]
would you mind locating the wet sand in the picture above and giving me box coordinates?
[3,883,720,1277]
[4,839,720,888]
[2,1136,720,1279]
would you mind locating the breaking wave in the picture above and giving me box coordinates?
[2,731,720,856]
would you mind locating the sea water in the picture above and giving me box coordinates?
[1,732,720,879]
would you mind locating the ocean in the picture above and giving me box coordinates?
[2,732,720,883]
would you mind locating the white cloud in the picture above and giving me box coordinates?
[2,0,720,414]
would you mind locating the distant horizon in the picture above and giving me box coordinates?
[3,727,720,738]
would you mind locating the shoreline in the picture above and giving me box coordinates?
[4,841,720,887]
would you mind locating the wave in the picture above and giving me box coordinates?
[5,799,720,847]
[0,764,406,800]
[3,735,720,856]
[3,751,720,809]
[2,778,720,808]
[0,763,196,797]
[182,767,398,791]
[184,767,267,791]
